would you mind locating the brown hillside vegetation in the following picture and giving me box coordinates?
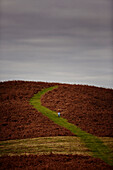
[0,81,113,141]
[0,81,113,169]
[41,85,113,137]
[0,154,112,170]
[0,81,74,141]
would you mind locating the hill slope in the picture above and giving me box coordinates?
[0,81,113,169]
[42,84,113,137]
[0,81,74,141]
[0,81,113,141]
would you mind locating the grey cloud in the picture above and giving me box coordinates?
[1,0,112,39]
[0,0,113,88]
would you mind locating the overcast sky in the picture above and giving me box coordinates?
[0,0,113,88]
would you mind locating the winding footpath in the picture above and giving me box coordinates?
[30,86,113,166]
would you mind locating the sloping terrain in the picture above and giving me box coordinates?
[0,81,113,169]
[30,86,113,166]
[41,85,113,137]
[0,81,74,141]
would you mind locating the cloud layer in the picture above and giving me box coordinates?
[0,0,113,88]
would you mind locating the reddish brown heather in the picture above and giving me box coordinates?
[0,81,113,140]
[0,81,74,141]
[0,81,113,169]
[0,154,112,170]
[41,85,113,137]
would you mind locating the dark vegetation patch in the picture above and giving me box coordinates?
[0,154,112,170]
[0,81,74,141]
[41,85,113,137]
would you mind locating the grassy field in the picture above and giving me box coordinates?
[0,136,113,157]
[30,86,113,166]
[0,136,91,156]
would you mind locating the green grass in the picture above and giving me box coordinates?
[30,86,113,166]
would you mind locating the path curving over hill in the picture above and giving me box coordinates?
[41,85,113,137]
[0,81,74,141]
[30,86,113,166]
[0,81,113,169]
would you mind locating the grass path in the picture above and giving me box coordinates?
[30,86,113,166]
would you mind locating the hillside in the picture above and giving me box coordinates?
[0,81,74,141]
[41,84,113,137]
[0,80,113,169]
